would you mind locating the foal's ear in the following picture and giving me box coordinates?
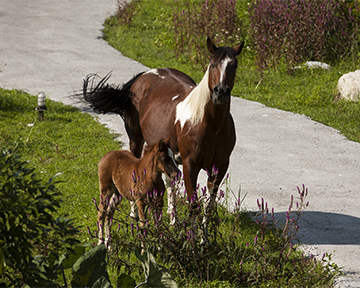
[207,37,217,55]
[158,138,165,152]
[158,137,171,152]
[234,41,245,56]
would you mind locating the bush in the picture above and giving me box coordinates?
[88,176,340,287]
[249,0,357,73]
[0,150,79,287]
[172,0,244,69]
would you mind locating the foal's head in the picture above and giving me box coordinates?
[207,37,244,105]
[151,137,180,181]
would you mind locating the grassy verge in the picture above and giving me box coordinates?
[0,88,120,241]
[103,0,360,143]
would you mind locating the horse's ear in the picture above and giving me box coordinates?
[234,41,245,56]
[158,138,166,152]
[207,37,217,55]
[159,136,171,152]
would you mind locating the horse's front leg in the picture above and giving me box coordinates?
[182,158,201,241]
[202,160,230,245]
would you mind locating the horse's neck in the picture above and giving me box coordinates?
[176,68,211,129]
[205,97,231,129]
[137,150,160,184]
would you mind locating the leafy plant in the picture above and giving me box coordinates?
[88,176,340,287]
[0,150,79,287]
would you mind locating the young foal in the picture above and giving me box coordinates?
[97,137,180,246]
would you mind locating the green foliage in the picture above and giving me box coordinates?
[71,244,111,288]
[0,88,120,240]
[91,179,339,287]
[0,150,79,287]
[134,249,178,288]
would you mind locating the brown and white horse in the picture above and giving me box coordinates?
[97,137,180,246]
[81,37,244,220]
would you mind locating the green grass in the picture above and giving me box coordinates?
[0,88,120,241]
[103,0,360,143]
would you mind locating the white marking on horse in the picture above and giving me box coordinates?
[220,56,231,86]
[172,95,179,101]
[167,148,179,169]
[145,69,165,79]
[174,67,211,129]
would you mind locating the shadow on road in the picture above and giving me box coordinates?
[270,211,360,245]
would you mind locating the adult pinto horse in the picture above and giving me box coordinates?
[80,37,244,219]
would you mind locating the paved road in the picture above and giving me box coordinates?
[1,1,360,286]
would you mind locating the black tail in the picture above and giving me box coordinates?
[78,72,144,120]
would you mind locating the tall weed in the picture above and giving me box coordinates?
[248,0,357,73]
[172,0,244,70]
[89,180,340,287]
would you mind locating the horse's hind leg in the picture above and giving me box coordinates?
[97,182,117,246]
[105,191,121,248]
[124,104,144,158]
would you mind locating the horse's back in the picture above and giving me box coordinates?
[132,68,196,147]
[98,150,137,179]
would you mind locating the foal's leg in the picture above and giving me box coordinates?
[129,201,139,220]
[136,199,147,254]
[164,175,177,225]
[97,182,117,246]
[97,186,111,245]
[105,191,121,247]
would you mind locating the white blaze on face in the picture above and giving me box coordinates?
[220,56,232,86]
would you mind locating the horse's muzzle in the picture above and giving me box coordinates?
[212,85,231,104]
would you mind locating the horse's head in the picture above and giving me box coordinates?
[207,37,244,104]
[156,137,181,181]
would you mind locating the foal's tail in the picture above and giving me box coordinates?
[78,72,144,120]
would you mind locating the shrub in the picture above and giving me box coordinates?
[249,0,357,73]
[172,0,244,69]
[0,150,79,287]
[116,0,136,25]
[88,177,340,287]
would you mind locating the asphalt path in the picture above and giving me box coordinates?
[1,1,360,286]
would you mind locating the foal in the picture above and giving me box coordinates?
[97,137,180,246]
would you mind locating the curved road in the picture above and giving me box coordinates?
[1,1,359,286]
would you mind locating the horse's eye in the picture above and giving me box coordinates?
[210,64,215,69]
